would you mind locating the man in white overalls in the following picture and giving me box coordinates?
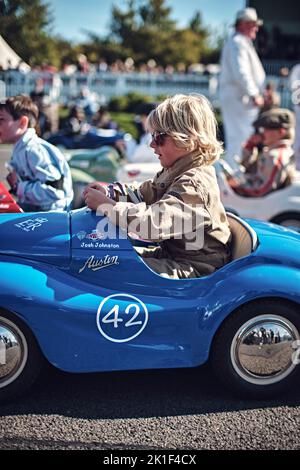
[219,8,266,167]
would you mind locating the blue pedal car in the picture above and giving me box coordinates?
[0,209,299,402]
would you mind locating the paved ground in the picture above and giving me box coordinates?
[0,364,299,450]
[0,143,299,451]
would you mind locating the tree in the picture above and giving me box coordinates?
[110,0,137,48]
[138,0,175,31]
[0,0,59,65]
[106,0,217,67]
[110,0,176,59]
[189,11,206,36]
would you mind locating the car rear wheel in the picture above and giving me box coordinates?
[271,212,300,229]
[0,310,44,404]
[211,300,300,398]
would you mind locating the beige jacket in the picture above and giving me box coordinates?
[108,151,231,276]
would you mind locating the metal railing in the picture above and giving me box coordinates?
[0,70,219,102]
[0,69,292,108]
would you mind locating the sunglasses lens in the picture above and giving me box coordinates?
[156,134,164,145]
[152,132,166,146]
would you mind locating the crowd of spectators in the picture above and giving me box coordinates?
[0,53,220,77]
[59,55,221,76]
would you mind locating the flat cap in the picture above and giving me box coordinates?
[253,108,295,130]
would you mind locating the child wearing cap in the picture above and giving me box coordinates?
[0,95,73,211]
[229,108,295,197]
[84,94,231,279]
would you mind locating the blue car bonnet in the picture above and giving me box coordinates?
[0,211,70,267]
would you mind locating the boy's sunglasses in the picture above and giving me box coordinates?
[151,131,167,146]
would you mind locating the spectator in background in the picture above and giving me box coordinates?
[261,81,281,113]
[30,77,51,136]
[76,54,90,74]
[127,102,158,163]
[92,105,118,130]
[76,86,99,123]
[63,105,88,135]
[219,8,265,167]
[289,63,300,169]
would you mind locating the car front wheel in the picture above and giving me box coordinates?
[0,310,44,404]
[211,300,300,398]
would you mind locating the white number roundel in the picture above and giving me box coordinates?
[96,293,148,343]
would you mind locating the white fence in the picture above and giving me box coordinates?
[0,70,292,108]
[0,70,219,102]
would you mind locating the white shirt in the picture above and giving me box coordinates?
[220,32,265,99]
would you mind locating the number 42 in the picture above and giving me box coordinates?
[102,304,142,328]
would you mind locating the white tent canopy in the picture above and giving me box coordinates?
[0,35,30,71]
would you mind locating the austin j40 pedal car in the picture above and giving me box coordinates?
[0,208,300,402]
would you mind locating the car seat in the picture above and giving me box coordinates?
[227,212,258,260]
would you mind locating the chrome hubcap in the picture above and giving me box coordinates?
[0,317,28,388]
[231,315,299,385]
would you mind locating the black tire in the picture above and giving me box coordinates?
[0,310,44,404]
[271,212,300,229]
[210,300,300,399]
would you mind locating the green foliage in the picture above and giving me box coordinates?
[87,0,220,67]
[108,92,153,113]
[0,0,53,65]
[109,95,130,112]
[110,112,138,139]
[107,0,214,66]
[0,0,221,68]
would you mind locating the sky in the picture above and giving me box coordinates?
[47,0,245,43]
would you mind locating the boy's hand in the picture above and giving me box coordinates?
[6,170,18,192]
[84,187,116,212]
[82,182,107,198]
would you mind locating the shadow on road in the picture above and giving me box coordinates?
[1,364,299,419]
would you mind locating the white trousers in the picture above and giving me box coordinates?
[220,91,259,167]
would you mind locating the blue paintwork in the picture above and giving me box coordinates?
[0,208,299,373]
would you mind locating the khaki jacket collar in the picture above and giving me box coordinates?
[163,150,204,180]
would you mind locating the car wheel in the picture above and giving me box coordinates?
[210,300,300,399]
[0,310,44,404]
[271,212,300,229]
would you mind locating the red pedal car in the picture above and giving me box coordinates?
[0,182,23,213]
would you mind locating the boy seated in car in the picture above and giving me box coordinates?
[228,108,295,197]
[0,95,73,211]
[84,94,231,279]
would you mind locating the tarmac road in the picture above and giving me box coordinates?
[0,143,299,451]
[0,364,299,450]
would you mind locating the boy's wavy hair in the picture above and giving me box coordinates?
[0,94,38,128]
[147,93,223,164]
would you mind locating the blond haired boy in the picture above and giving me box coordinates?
[84,94,231,279]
